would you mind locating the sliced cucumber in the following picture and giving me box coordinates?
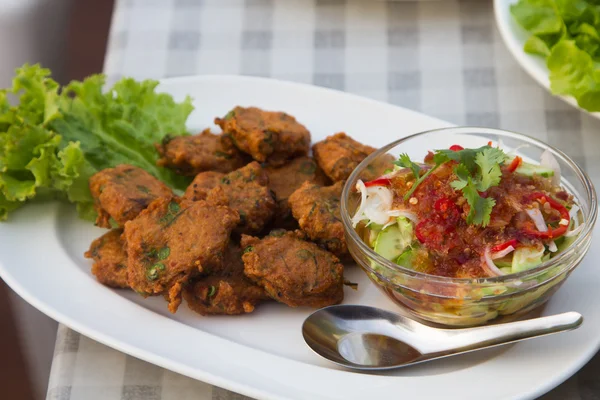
[395,248,413,268]
[366,223,383,246]
[512,245,545,273]
[514,160,554,178]
[555,234,577,253]
[374,218,413,261]
[493,256,513,269]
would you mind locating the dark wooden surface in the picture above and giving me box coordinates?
[65,0,116,83]
[0,0,115,398]
[0,280,35,400]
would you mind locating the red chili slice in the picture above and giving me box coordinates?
[522,193,570,239]
[364,177,392,187]
[491,239,519,253]
[434,197,461,225]
[449,145,464,151]
[507,156,522,173]
[415,218,446,248]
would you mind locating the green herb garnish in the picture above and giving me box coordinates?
[158,246,170,260]
[146,263,165,281]
[243,246,254,254]
[296,249,314,260]
[215,151,232,160]
[137,185,150,194]
[208,286,216,297]
[449,147,506,226]
[396,145,507,227]
[299,160,316,175]
[394,153,441,200]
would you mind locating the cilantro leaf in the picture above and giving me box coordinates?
[475,147,506,191]
[462,179,496,227]
[394,153,445,201]
[394,153,421,178]
[450,164,470,190]
[435,145,491,173]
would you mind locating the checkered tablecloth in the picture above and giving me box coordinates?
[46,0,600,399]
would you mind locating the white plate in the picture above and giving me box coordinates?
[1,75,599,400]
[494,0,600,119]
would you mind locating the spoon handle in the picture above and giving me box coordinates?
[437,312,583,353]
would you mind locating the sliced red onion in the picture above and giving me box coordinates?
[570,205,580,227]
[540,149,561,185]
[506,144,531,157]
[491,245,515,259]
[482,246,505,277]
[526,208,548,232]
[565,222,585,238]
[388,209,419,224]
[351,180,368,227]
[352,183,395,226]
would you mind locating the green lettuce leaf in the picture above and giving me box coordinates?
[0,64,194,221]
[510,0,564,36]
[511,0,600,112]
[524,36,552,56]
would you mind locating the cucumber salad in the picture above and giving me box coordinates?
[352,144,584,279]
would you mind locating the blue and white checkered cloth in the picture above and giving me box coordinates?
[47,0,600,399]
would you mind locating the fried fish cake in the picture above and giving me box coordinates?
[288,181,347,256]
[183,243,269,315]
[84,229,128,288]
[263,157,330,228]
[124,197,240,313]
[89,164,173,228]
[241,231,344,308]
[156,129,247,176]
[215,106,310,166]
[182,171,224,202]
[202,162,276,234]
[312,132,376,182]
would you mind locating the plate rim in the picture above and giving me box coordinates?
[493,0,600,119]
[1,74,599,400]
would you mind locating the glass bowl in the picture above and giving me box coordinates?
[341,127,597,327]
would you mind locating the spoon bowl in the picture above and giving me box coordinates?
[302,305,583,371]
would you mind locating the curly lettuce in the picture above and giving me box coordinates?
[0,64,193,221]
[511,0,600,111]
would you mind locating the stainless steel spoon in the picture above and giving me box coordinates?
[302,305,583,370]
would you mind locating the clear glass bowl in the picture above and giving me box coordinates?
[341,127,597,327]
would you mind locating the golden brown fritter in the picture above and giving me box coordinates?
[241,230,344,308]
[89,164,173,228]
[85,229,129,288]
[183,243,269,315]
[156,129,247,175]
[361,153,396,182]
[312,132,376,182]
[215,106,310,166]
[203,162,276,234]
[182,171,224,202]
[124,197,240,313]
[288,181,347,257]
[263,157,330,228]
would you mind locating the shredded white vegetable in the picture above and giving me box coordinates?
[540,149,561,186]
[565,223,585,237]
[482,246,504,277]
[564,205,585,237]
[388,210,419,224]
[352,180,399,227]
[526,208,548,232]
[548,241,558,252]
[491,245,515,259]
[570,205,580,227]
